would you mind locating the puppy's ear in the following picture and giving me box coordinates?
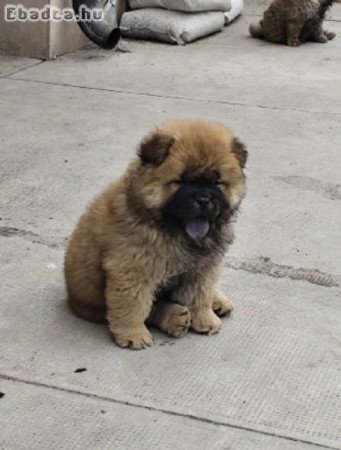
[232,138,248,168]
[138,131,175,166]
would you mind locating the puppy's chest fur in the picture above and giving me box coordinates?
[154,258,208,302]
[153,227,231,301]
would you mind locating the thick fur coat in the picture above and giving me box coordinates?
[250,0,336,46]
[64,120,248,349]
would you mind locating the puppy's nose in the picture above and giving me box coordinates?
[195,194,212,209]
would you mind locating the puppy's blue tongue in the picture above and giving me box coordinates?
[185,218,209,240]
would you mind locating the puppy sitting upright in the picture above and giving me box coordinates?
[64,120,247,350]
[250,0,336,46]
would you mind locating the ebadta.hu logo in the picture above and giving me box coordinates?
[4,3,103,22]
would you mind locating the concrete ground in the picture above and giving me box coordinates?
[1,1,340,449]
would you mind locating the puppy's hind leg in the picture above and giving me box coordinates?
[148,300,190,338]
[68,294,106,324]
[323,29,336,40]
[309,22,329,43]
[212,291,234,317]
[249,20,264,39]
[66,270,107,323]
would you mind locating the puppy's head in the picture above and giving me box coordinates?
[129,120,247,243]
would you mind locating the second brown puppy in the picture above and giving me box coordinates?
[64,120,247,350]
[250,0,336,46]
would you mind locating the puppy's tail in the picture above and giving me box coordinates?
[249,21,264,39]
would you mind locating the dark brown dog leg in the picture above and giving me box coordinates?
[286,21,303,46]
[148,300,190,338]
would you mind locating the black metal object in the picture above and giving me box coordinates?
[73,0,120,49]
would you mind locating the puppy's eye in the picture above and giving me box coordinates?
[215,180,225,187]
[167,180,184,188]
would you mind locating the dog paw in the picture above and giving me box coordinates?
[314,35,328,43]
[287,39,300,47]
[113,326,153,350]
[163,304,190,338]
[213,293,234,317]
[191,309,221,335]
[324,30,336,40]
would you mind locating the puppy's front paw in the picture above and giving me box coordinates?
[191,309,221,335]
[163,304,191,338]
[112,326,153,350]
[213,293,234,317]
[287,39,300,47]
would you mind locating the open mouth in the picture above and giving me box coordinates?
[185,217,210,241]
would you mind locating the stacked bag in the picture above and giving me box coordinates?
[120,0,244,45]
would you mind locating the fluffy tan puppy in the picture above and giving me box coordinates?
[250,0,336,46]
[64,120,248,350]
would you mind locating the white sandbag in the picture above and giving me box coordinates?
[224,0,243,24]
[120,9,225,45]
[129,0,231,12]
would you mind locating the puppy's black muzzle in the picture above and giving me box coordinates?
[167,181,226,221]
[194,192,214,213]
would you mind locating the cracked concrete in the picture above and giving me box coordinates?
[0,1,340,449]
[273,176,341,201]
[224,256,340,288]
[0,226,64,249]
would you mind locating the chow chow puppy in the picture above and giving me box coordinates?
[64,120,247,350]
[249,0,336,46]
